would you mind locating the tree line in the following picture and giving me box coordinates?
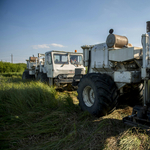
[0,61,26,73]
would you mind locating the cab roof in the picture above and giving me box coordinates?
[45,50,83,55]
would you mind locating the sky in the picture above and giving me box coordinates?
[0,0,150,63]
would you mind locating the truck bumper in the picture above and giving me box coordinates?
[54,78,73,84]
[72,74,83,86]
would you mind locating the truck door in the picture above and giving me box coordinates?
[45,53,53,78]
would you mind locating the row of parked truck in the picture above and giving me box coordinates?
[22,50,85,89]
[23,21,150,130]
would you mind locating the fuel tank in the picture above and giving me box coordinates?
[29,57,37,62]
[106,33,128,48]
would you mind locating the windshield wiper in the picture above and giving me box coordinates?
[61,62,66,67]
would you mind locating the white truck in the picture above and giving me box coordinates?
[73,21,150,130]
[22,50,85,88]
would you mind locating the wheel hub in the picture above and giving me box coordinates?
[83,86,95,107]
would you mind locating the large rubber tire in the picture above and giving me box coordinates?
[22,70,34,80]
[117,84,143,106]
[37,72,48,83]
[77,73,118,117]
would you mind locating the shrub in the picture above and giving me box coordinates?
[0,61,26,73]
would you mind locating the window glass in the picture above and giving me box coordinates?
[70,55,83,65]
[47,53,52,65]
[54,54,68,64]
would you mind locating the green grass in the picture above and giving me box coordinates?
[0,73,150,150]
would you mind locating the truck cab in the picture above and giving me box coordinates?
[44,50,85,86]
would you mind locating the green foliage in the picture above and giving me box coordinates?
[0,61,26,73]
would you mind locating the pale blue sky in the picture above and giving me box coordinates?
[0,0,150,63]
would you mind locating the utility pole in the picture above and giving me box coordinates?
[11,54,13,63]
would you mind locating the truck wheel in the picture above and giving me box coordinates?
[37,72,48,83]
[22,70,34,80]
[77,73,118,117]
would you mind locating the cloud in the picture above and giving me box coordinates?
[32,44,50,49]
[32,43,65,49]
[51,43,65,48]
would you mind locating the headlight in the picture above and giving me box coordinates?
[58,75,63,79]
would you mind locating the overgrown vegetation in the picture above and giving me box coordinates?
[0,73,150,150]
[0,61,26,73]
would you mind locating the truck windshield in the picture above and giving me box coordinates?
[70,55,83,65]
[54,53,68,64]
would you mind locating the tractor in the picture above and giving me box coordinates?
[73,21,150,130]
